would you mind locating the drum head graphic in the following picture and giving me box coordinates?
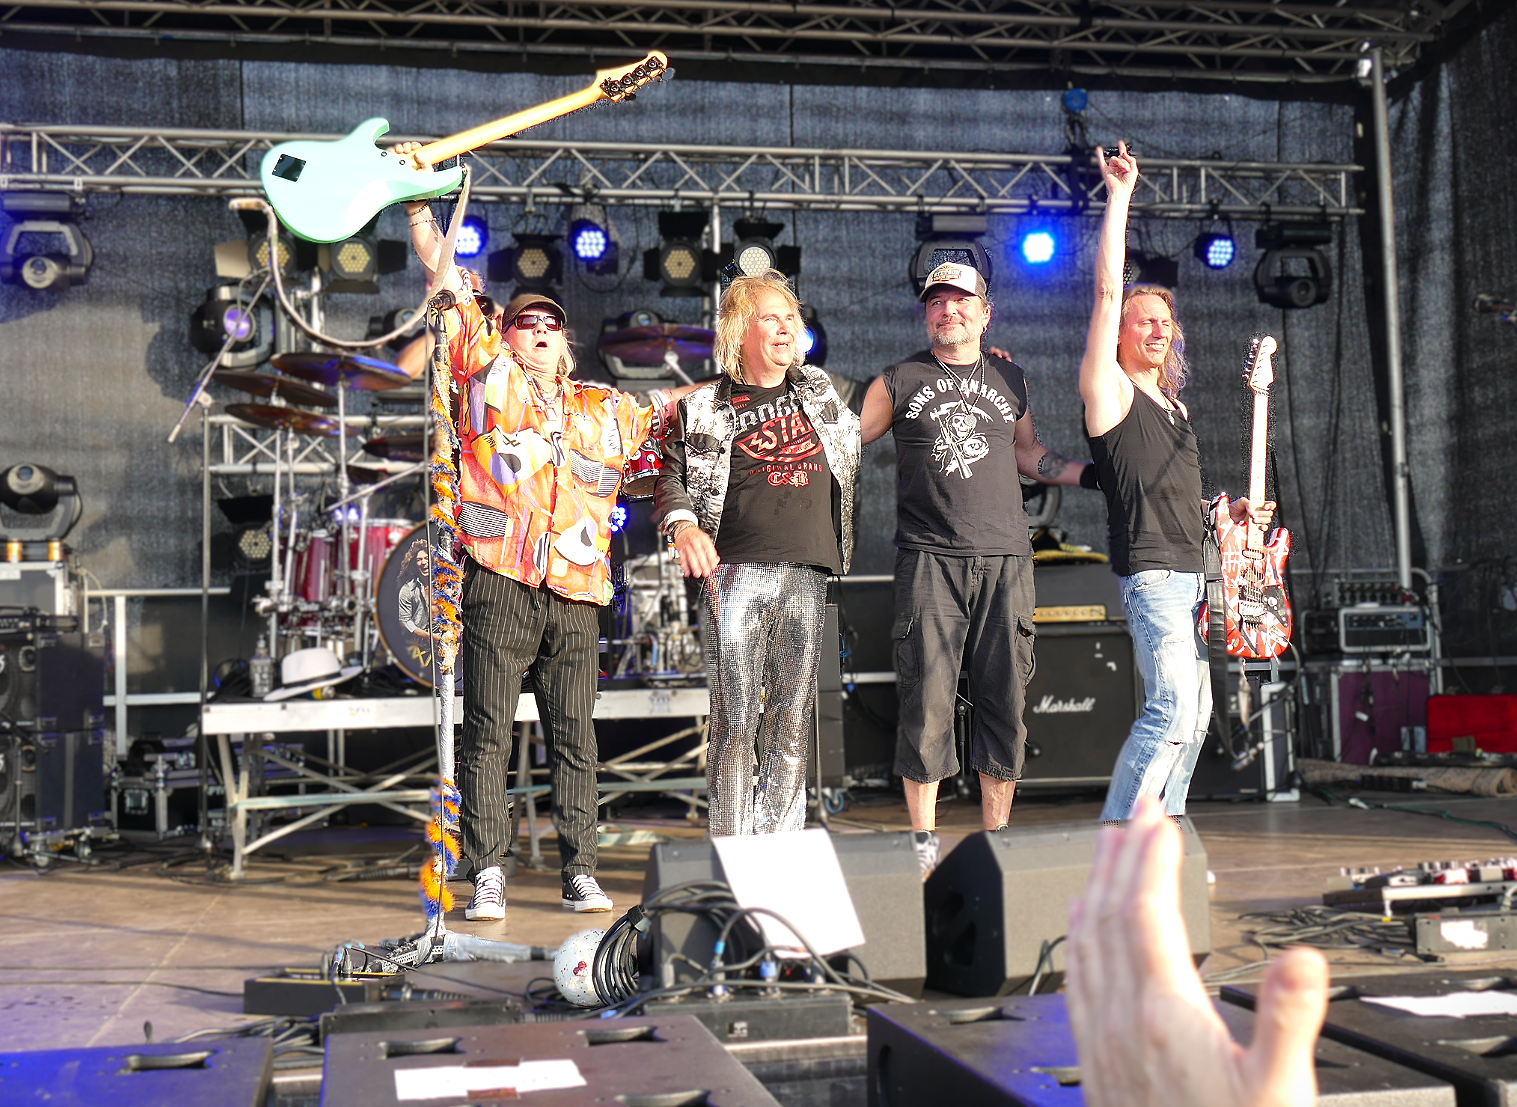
[375,523,438,687]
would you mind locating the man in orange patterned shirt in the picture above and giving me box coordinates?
[401,175,691,921]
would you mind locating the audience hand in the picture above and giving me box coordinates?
[1065,796,1328,1107]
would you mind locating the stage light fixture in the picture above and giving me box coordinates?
[488,233,565,295]
[1020,231,1057,265]
[321,220,408,295]
[237,209,315,278]
[0,193,93,292]
[643,211,719,297]
[909,213,993,296]
[730,216,800,280]
[610,504,629,534]
[1195,231,1236,270]
[1123,250,1179,289]
[799,305,828,367]
[570,219,609,263]
[455,214,489,260]
[190,284,273,368]
[1254,222,1333,310]
[569,208,620,277]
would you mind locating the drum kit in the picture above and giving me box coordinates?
[213,350,438,684]
[208,321,721,689]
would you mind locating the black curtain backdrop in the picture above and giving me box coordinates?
[5,17,1511,640]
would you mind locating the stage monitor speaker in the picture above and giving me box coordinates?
[0,1038,273,1107]
[1,731,106,831]
[869,993,1455,1107]
[0,628,106,733]
[641,832,926,997]
[923,819,1210,997]
[1019,623,1138,785]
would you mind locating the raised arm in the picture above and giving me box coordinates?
[391,141,465,296]
[860,374,894,445]
[1082,141,1139,438]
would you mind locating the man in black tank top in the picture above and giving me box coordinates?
[860,262,1098,874]
[1081,143,1273,822]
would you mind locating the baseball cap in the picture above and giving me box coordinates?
[919,262,988,303]
[499,292,567,324]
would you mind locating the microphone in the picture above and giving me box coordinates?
[1473,292,1516,315]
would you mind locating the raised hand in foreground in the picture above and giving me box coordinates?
[1065,796,1329,1107]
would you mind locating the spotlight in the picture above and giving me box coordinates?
[1123,250,1179,289]
[730,216,800,280]
[0,463,81,541]
[190,284,273,368]
[237,208,316,277]
[488,233,564,295]
[1194,231,1236,270]
[455,214,489,260]
[1020,231,1057,265]
[799,305,827,367]
[570,219,609,262]
[609,504,628,534]
[909,213,993,296]
[1254,222,1332,310]
[643,211,718,297]
[322,220,408,294]
[0,193,93,292]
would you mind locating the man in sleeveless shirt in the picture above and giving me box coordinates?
[1081,142,1273,822]
[860,263,1098,875]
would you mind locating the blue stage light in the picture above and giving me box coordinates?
[1195,231,1236,270]
[610,504,628,533]
[798,307,827,366]
[455,214,489,259]
[570,219,610,262]
[1020,230,1056,265]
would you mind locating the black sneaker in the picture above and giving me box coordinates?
[562,873,613,912]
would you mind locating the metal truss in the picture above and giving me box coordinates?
[0,0,1463,85]
[209,412,423,475]
[0,124,1361,219]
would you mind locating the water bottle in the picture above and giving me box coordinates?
[249,635,274,698]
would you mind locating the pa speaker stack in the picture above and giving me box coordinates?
[923,819,1211,996]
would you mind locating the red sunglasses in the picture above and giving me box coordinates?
[511,311,565,332]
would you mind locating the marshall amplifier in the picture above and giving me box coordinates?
[1019,623,1139,785]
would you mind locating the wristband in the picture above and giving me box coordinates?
[1079,464,1101,491]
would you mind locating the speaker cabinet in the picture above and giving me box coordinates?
[1020,623,1138,785]
[1,731,105,832]
[812,603,846,787]
[924,820,1210,997]
[869,993,1455,1107]
[641,833,926,997]
[0,629,106,733]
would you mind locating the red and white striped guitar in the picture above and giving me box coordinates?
[1202,334,1292,660]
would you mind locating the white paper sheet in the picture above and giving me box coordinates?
[1361,991,1517,1019]
[711,828,865,956]
[393,1059,587,1101]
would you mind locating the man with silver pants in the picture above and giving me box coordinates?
[654,271,861,836]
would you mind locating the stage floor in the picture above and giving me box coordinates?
[4,790,1517,1054]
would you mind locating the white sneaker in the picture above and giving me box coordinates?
[561,873,613,912]
[465,866,506,921]
[913,831,940,880]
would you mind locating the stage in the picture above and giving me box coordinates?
[5,788,1517,1103]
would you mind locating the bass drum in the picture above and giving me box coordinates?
[375,523,436,687]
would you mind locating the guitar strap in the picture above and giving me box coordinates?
[1202,506,1233,756]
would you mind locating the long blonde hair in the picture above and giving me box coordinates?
[714,271,804,382]
[1120,284,1188,400]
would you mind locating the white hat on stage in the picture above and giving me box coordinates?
[264,647,363,701]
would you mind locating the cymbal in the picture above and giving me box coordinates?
[362,432,426,462]
[212,370,337,409]
[348,461,421,485]
[597,324,715,365]
[271,351,412,392]
[226,403,361,437]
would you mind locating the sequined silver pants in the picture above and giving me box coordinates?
[701,562,828,837]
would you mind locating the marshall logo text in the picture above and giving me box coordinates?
[1030,695,1097,714]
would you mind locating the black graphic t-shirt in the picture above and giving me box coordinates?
[716,380,841,573]
[881,350,1032,556]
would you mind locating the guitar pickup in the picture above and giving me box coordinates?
[271,154,306,182]
[1237,602,1265,619]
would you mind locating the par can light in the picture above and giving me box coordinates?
[1195,232,1236,270]
[455,214,489,260]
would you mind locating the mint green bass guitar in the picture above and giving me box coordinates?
[260,52,669,243]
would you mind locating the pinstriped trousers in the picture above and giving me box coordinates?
[459,557,601,879]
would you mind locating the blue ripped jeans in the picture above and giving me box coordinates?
[1099,570,1211,821]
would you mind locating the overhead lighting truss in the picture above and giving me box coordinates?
[0,0,1460,85]
[0,124,1363,221]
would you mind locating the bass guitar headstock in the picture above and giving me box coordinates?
[1243,333,1278,394]
[596,52,671,103]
